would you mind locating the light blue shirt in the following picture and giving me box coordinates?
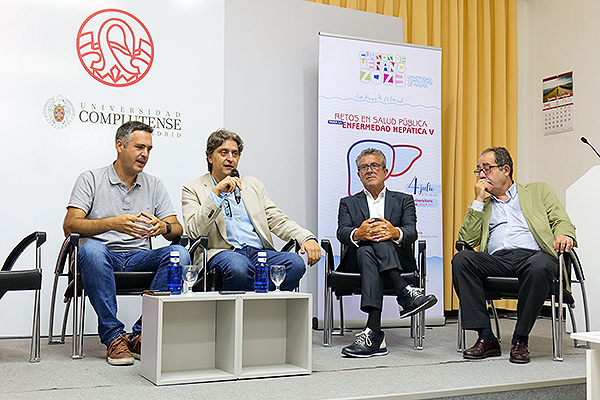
[209,176,264,250]
[471,183,541,254]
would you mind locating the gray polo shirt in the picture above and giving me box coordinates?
[67,164,176,252]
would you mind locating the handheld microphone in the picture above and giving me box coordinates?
[230,168,242,204]
[581,137,600,159]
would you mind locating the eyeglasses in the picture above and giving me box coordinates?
[222,197,232,218]
[358,162,383,173]
[473,165,500,177]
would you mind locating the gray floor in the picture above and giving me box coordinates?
[0,316,589,400]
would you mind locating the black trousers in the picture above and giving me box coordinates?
[452,248,558,337]
[356,241,403,312]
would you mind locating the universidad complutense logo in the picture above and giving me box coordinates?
[76,9,154,87]
[43,94,75,129]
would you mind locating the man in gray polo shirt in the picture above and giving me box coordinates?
[63,121,190,366]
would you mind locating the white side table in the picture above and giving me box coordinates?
[570,331,597,399]
[140,291,312,385]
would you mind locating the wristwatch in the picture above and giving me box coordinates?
[164,221,172,235]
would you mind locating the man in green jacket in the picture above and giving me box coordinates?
[452,147,576,364]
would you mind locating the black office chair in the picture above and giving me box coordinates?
[0,231,46,362]
[189,236,300,292]
[321,238,428,350]
[48,233,188,358]
[455,241,591,361]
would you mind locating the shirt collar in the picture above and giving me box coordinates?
[365,186,387,201]
[491,181,516,202]
[108,163,141,188]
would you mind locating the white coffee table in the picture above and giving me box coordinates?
[570,331,597,399]
[140,291,312,385]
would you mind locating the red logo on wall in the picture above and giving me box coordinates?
[76,9,154,87]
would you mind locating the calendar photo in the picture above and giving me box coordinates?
[543,71,574,135]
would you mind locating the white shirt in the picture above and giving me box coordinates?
[350,187,403,246]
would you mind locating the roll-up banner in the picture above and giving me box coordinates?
[317,33,443,326]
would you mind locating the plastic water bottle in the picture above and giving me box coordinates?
[166,251,182,295]
[254,251,268,293]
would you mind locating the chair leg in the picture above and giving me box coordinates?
[60,299,70,344]
[48,270,63,345]
[324,287,333,347]
[29,288,41,363]
[551,293,563,362]
[578,277,592,349]
[338,297,345,335]
[489,301,501,342]
[413,310,424,350]
[457,304,465,352]
[568,306,590,349]
[72,291,85,359]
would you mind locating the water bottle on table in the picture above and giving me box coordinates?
[254,251,268,293]
[166,250,182,295]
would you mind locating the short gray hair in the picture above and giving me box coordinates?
[205,128,244,172]
[355,148,387,169]
[115,121,153,146]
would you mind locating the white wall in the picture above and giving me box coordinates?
[0,0,405,337]
[517,0,600,199]
[0,0,225,337]
[518,0,600,330]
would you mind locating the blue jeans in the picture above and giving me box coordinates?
[209,247,306,291]
[78,240,191,346]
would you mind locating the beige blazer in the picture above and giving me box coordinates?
[182,173,314,261]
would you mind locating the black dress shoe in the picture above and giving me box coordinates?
[463,338,501,359]
[341,327,388,358]
[509,341,530,364]
[397,286,438,318]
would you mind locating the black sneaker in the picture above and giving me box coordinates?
[341,327,388,358]
[397,286,438,318]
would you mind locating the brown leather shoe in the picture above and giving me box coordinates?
[463,338,501,359]
[106,334,134,366]
[509,341,530,364]
[127,333,141,360]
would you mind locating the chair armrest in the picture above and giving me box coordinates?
[171,234,189,248]
[569,248,585,282]
[280,239,299,253]
[320,239,336,274]
[53,233,79,276]
[2,231,46,272]
[455,240,474,252]
[189,236,209,255]
[189,236,209,292]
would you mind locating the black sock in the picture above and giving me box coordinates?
[512,333,528,345]
[381,268,408,298]
[476,328,497,343]
[365,307,382,334]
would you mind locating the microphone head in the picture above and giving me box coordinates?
[581,137,588,144]
[230,168,240,178]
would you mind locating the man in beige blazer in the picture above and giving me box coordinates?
[452,147,576,364]
[182,128,321,291]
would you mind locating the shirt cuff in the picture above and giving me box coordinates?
[470,200,484,212]
[301,236,317,245]
[350,228,359,247]
[392,227,404,245]
[209,190,224,208]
